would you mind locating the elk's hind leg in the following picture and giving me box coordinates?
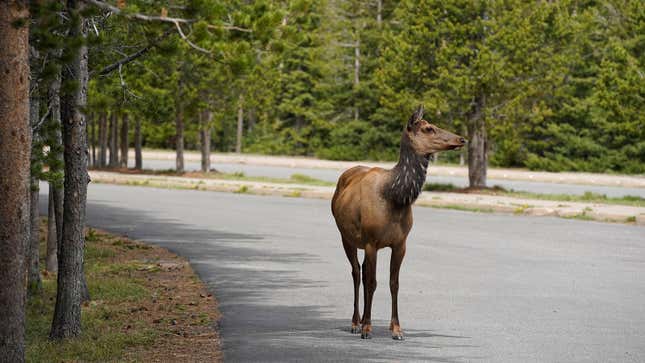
[342,239,361,334]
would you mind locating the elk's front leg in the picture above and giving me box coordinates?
[389,244,406,340]
[361,243,377,339]
[342,240,361,333]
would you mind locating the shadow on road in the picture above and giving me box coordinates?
[39,192,482,362]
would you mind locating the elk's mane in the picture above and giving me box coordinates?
[383,132,430,206]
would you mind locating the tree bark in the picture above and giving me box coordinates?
[175,84,184,173]
[47,63,63,274]
[46,185,58,272]
[0,2,30,361]
[467,93,487,188]
[98,112,107,167]
[134,118,142,170]
[247,107,256,132]
[108,111,118,167]
[28,60,42,295]
[89,113,96,167]
[236,94,243,153]
[354,39,360,121]
[200,110,211,173]
[376,0,382,26]
[28,175,41,294]
[50,1,89,338]
[120,113,128,168]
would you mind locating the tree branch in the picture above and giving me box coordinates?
[83,0,252,32]
[32,104,52,132]
[208,24,252,33]
[335,42,359,48]
[83,0,194,24]
[95,28,173,76]
[173,21,211,54]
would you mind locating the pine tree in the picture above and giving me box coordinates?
[0,2,30,361]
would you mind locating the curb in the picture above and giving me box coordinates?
[137,149,645,189]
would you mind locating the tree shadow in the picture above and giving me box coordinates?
[39,189,482,362]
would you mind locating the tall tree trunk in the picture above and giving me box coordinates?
[108,112,118,167]
[236,94,243,153]
[376,0,382,26]
[28,175,41,294]
[175,86,184,173]
[50,1,89,338]
[89,113,96,167]
[85,113,90,167]
[0,2,30,361]
[47,61,63,274]
[353,39,360,121]
[28,58,42,295]
[134,118,142,170]
[467,93,487,188]
[98,112,107,167]
[46,186,58,272]
[120,113,128,168]
[200,110,211,173]
[247,107,256,132]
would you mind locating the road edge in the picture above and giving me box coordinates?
[89,171,645,226]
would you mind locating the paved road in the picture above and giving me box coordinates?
[41,183,645,362]
[136,159,645,198]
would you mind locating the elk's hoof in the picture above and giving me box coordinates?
[392,333,404,341]
[350,326,361,334]
[361,332,372,339]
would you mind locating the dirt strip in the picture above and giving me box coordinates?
[90,170,645,225]
[138,149,645,188]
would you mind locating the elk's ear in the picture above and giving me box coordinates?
[407,104,424,131]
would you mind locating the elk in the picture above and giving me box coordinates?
[331,105,465,340]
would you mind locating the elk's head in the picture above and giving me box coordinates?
[405,105,466,155]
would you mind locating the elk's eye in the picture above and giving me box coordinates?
[424,127,436,134]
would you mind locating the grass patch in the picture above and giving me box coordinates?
[27,222,221,362]
[424,182,460,192]
[423,183,645,207]
[284,190,302,198]
[212,171,334,186]
[88,278,147,302]
[26,229,157,362]
[514,204,531,215]
[234,185,249,194]
[428,204,495,213]
[97,167,335,187]
[564,212,596,221]
[289,173,323,184]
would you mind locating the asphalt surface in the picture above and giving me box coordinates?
[40,183,645,362]
[137,159,645,198]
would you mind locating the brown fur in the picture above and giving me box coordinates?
[331,106,465,340]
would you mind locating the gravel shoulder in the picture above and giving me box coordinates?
[90,170,645,225]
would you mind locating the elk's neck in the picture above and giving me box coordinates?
[384,134,430,206]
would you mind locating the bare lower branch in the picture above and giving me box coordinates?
[84,1,213,55]
[208,24,252,33]
[32,104,52,132]
[83,0,194,24]
[95,28,173,76]
[335,42,359,48]
[173,21,211,54]
[83,0,251,32]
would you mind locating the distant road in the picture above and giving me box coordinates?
[40,183,645,362]
[133,158,645,198]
